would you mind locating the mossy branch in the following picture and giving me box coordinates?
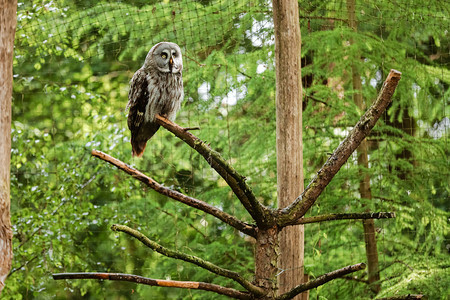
[155,115,271,228]
[111,224,266,296]
[278,69,402,226]
[52,272,251,299]
[276,263,366,300]
[290,212,395,225]
[91,150,256,237]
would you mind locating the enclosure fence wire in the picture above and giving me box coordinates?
[9,0,448,299]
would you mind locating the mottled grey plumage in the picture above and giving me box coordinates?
[126,42,184,157]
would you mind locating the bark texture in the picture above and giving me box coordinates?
[0,0,17,293]
[254,227,279,298]
[272,0,305,298]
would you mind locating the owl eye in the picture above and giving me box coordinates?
[161,53,167,59]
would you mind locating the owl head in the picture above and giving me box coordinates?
[144,42,183,74]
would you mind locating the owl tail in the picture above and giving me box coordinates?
[131,139,147,157]
[131,124,160,157]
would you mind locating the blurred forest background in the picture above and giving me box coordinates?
[6,0,449,299]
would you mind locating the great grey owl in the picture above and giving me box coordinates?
[126,42,184,157]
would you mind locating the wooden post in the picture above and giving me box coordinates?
[272,0,305,298]
[0,0,17,293]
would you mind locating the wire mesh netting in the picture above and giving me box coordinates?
[8,0,448,299]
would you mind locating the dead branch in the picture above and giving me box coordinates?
[376,295,427,300]
[276,263,366,300]
[278,69,402,226]
[91,150,256,238]
[52,272,251,300]
[291,212,395,225]
[111,224,266,296]
[155,115,271,228]
[300,15,349,23]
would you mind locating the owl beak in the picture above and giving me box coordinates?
[169,57,174,72]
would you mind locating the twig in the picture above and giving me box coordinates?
[290,212,395,225]
[111,224,266,296]
[376,295,427,300]
[91,150,256,237]
[341,275,368,284]
[276,263,366,300]
[8,255,39,277]
[52,272,251,300]
[300,15,349,23]
[183,126,200,131]
[155,115,271,228]
[184,53,206,67]
[278,69,402,226]
[305,94,330,106]
[393,259,414,271]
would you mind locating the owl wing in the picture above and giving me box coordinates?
[127,68,148,132]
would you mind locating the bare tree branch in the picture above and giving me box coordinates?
[276,263,367,300]
[376,295,427,300]
[91,150,256,238]
[155,115,272,228]
[290,212,395,225]
[52,272,251,300]
[300,15,349,23]
[111,224,266,296]
[278,69,402,226]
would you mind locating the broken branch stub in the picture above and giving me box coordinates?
[278,69,402,226]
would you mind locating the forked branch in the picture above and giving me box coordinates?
[291,212,395,225]
[155,115,271,227]
[276,263,366,300]
[52,273,251,300]
[91,150,256,237]
[278,69,402,226]
[111,224,266,296]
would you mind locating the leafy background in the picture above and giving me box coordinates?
[6,0,449,299]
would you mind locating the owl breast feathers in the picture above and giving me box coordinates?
[126,42,184,157]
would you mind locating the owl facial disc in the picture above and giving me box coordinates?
[148,42,183,74]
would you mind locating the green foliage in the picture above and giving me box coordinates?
[7,0,448,299]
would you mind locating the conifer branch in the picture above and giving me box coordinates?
[290,212,395,225]
[91,150,256,237]
[111,224,266,296]
[276,263,366,300]
[52,272,251,299]
[278,69,402,226]
[155,115,271,228]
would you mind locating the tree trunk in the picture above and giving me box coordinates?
[272,0,305,299]
[346,0,381,294]
[0,0,17,293]
[254,227,279,299]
